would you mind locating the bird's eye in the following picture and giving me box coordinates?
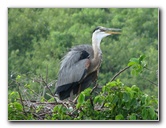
[100,28,105,32]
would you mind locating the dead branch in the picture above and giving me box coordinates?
[17,83,26,115]
[90,82,98,95]
[41,77,54,97]
[141,76,158,86]
[110,66,131,82]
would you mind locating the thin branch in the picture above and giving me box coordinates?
[89,97,94,110]
[24,85,42,98]
[90,82,98,95]
[73,94,79,104]
[73,82,98,104]
[17,83,26,114]
[141,76,158,86]
[17,99,57,105]
[41,78,53,96]
[89,82,99,110]
[110,66,131,82]
[46,65,48,84]
[32,113,43,120]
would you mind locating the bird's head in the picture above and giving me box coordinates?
[92,26,121,41]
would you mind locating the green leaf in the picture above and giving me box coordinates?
[76,103,81,109]
[53,105,62,112]
[129,58,139,64]
[131,69,137,76]
[139,54,146,63]
[102,86,106,92]
[115,114,124,120]
[148,107,157,119]
[128,61,137,66]
[82,88,91,97]
[142,108,148,119]
[94,95,100,104]
[16,75,21,82]
[78,93,85,104]
[123,92,130,102]
[129,113,136,120]
[131,85,140,92]
[13,102,23,111]
[24,84,31,88]
[112,95,119,104]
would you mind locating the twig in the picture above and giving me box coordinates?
[24,84,42,98]
[17,83,26,115]
[73,94,79,104]
[32,113,43,120]
[141,76,158,86]
[46,65,48,84]
[89,82,99,110]
[17,100,57,105]
[41,78,54,97]
[110,66,131,82]
[90,82,98,95]
[41,77,57,103]
[73,82,98,104]
[89,97,94,110]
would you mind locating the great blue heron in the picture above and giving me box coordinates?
[55,26,121,100]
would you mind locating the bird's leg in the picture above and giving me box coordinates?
[73,84,81,103]
[69,89,74,101]
[78,84,82,94]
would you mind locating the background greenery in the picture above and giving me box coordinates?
[8,8,158,120]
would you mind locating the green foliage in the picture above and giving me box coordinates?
[8,74,158,120]
[8,91,34,120]
[75,80,158,120]
[128,55,147,75]
[51,80,157,120]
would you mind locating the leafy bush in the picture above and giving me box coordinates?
[8,79,158,120]
[8,54,158,120]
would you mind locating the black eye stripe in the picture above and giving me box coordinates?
[92,27,100,33]
[93,26,106,33]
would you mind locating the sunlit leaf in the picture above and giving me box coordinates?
[13,102,23,111]
[129,113,136,120]
[78,93,85,104]
[115,114,124,120]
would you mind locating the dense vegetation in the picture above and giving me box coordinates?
[8,8,158,120]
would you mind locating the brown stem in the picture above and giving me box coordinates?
[41,77,57,103]
[17,83,26,114]
[110,66,131,82]
[90,82,98,95]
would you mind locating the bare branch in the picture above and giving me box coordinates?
[41,78,53,96]
[17,83,26,115]
[89,97,94,110]
[46,65,48,84]
[90,82,98,95]
[110,66,131,82]
[141,76,158,86]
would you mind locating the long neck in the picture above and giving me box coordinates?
[88,34,102,73]
[92,34,102,58]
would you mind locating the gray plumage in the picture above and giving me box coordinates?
[55,45,97,100]
[55,26,121,100]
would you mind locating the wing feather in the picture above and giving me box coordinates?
[55,45,94,100]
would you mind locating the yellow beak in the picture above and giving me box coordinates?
[106,28,121,35]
